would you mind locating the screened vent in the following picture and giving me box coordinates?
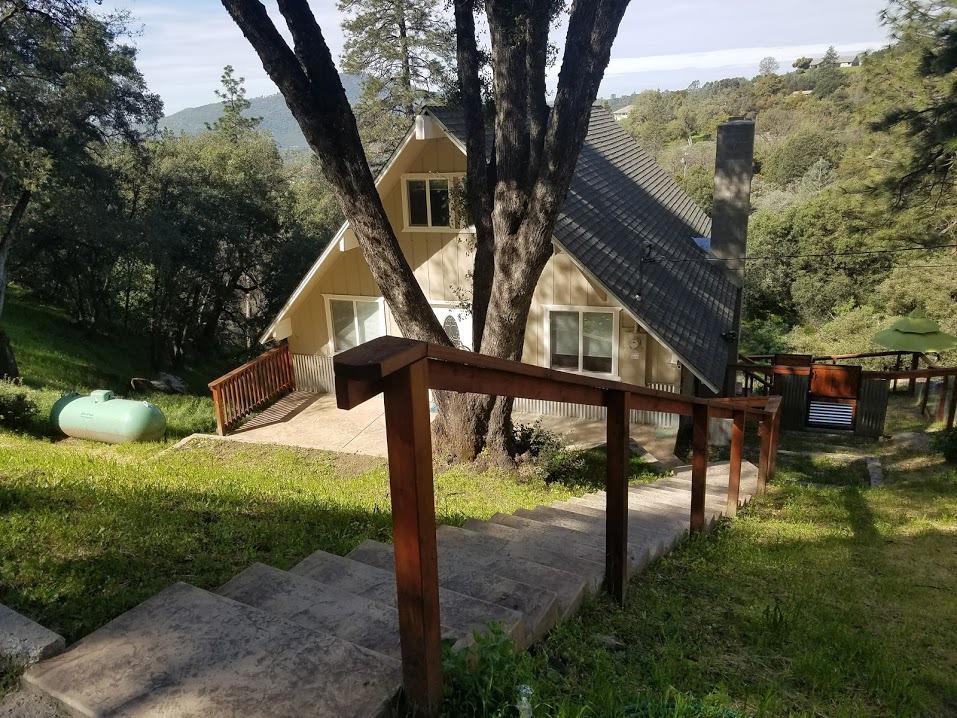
[807,400,854,429]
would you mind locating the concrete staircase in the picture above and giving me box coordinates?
[20,461,758,717]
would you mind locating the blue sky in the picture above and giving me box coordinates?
[105,0,892,115]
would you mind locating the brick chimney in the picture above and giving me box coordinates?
[711,119,755,394]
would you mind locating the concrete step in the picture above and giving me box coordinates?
[518,505,690,550]
[484,511,670,562]
[219,562,461,660]
[348,540,559,646]
[463,514,654,576]
[630,480,754,505]
[434,526,589,619]
[555,495,722,529]
[509,503,680,546]
[567,487,730,516]
[434,524,606,592]
[0,603,64,668]
[23,582,401,718]
[291,548,527,647]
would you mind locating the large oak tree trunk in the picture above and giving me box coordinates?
[0,189,31,379]
[221,0,631,462]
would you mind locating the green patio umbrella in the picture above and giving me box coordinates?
[873,309,957,353]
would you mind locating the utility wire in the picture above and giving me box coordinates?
[643,242,957,264]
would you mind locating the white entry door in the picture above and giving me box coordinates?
[431,303,473,351]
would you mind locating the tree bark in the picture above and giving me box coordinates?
[221,0,632,462]
[452,0,494,349]
[0,188,30,379]
[395,1,415,116]
[220,0,448,350]
[0,189,31,319]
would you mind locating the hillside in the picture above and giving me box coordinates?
[157,74,362,152]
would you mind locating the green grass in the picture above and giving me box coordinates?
[2,288,956,716]
[3,285,219,440]
[4,285,228,395]
[440,402,957,718]
[0,435,597,645]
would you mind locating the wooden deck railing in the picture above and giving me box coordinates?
[333,336,783,715]
[208,341,296,435]
[730,361,957,429]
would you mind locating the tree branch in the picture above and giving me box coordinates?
[454,0,494,347]
[220,0,449,346]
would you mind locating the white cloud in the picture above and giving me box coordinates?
[604,41,881,75]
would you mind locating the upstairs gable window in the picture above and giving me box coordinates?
[402,174,465,231]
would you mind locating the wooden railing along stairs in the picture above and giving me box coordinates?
[333,336,784,715]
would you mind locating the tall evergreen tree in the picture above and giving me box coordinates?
[0,0,160,377]
[338,0,455,158]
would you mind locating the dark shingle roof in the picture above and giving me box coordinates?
[426,105,736,391]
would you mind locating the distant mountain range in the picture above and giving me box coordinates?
[157,74,363,152]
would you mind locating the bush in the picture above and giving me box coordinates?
[442,624,528,717]
[0,381,38,430]
[932,429,957,464]
[512,420,586,485]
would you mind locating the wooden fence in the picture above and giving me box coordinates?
[208,341,296,435]
[333,336,783,715]
[732,357,957,434]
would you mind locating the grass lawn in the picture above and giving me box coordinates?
[1,289,955,716]
[447,396,957,717]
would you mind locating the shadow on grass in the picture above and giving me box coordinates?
[0,479,395,644]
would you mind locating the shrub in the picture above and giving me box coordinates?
[512,420,586,485]
[0,381,38,430]
[932,429,957,464]
[442,623,528,717]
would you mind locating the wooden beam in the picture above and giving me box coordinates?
[908,353,919,395]
[690,403,709,532]
[604,390,629,604]
[757,418,772,494]
[920,376,931,415]
[334,335,428,381]
[726,411,744,516]
[769,406,781,478]
[938,375,951,424]
[211,386,226,436]
[381,360,442,715]
[948,377,957,430]
[427,360,605,407]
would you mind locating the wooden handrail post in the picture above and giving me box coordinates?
[757,418,771,494]
[381,359,442,716]
[211,386,226,436]
[919,375,931,415]
[726,410,744,516]
[936,375,950,424]
[769,408,781,479]
[690,403,709,533]
[948,378,957,430]
[604,389,629,604]
[908,352,919,395]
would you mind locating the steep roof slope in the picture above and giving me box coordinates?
[427,105,737,391]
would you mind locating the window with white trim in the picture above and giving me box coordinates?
[547,308,618,376]
[327,297,385,352]
[402,174,465,230]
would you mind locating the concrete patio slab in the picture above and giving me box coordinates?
[202,391,683,466]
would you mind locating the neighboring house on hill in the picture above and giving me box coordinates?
[808,53,861,68]
[612,104,633,122]
[261,105,740,419]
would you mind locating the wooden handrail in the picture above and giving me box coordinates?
[333,336,783,715]
[208,341,295,434]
